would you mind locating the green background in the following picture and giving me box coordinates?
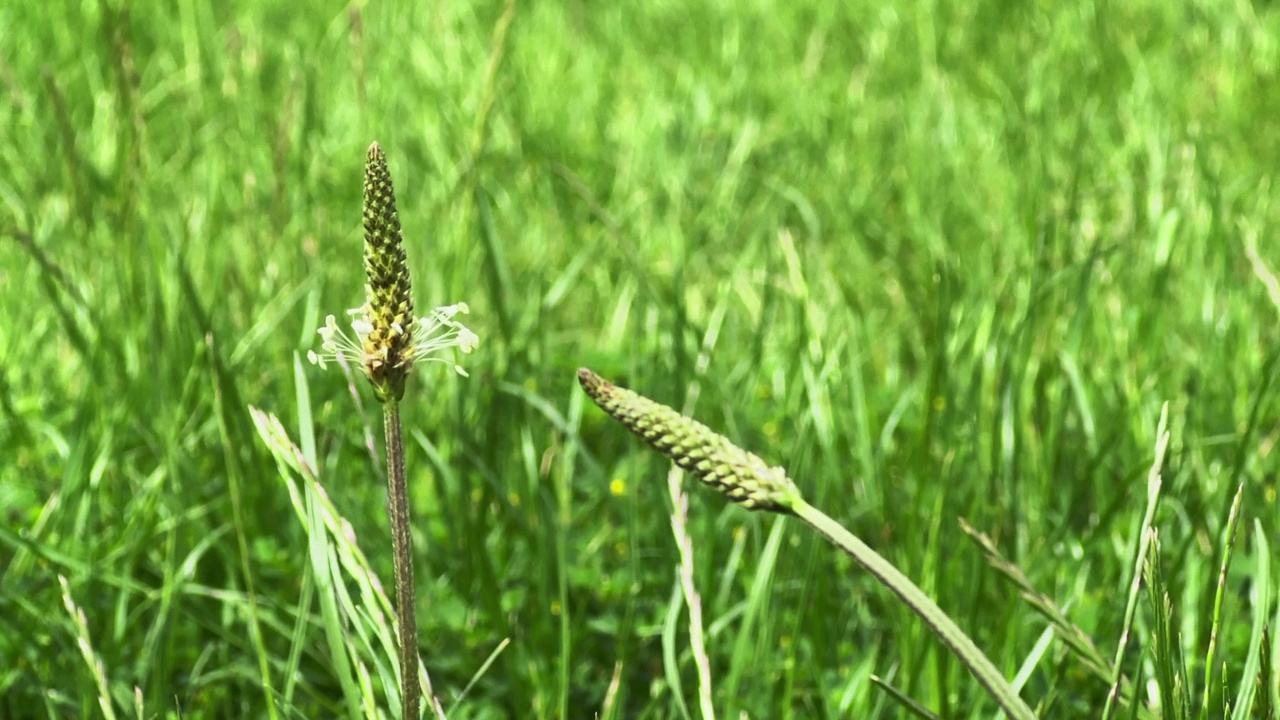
[2,0,1278,717]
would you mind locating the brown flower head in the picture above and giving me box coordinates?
[359,142,415,401]
[308,143,478,400]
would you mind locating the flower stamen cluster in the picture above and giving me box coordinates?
[308,302,478,378]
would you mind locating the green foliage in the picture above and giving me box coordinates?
[1,0,1278,717]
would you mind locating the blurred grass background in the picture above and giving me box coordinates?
[1,0,1278,717]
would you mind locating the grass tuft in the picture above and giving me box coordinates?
[2,0,1278,716]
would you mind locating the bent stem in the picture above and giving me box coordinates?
[790,498,1036,720]
[385,400,420,719]
[576,367,1035,719]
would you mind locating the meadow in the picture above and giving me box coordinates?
[1,0,1279,717]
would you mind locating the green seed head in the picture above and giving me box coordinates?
[577,368,801,513]
[362,142,415,401]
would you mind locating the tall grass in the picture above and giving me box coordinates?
[1,0,1278,717]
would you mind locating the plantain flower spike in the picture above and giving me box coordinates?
[308,142,478,401]
[577,368,802,513]
[358,141,416,401]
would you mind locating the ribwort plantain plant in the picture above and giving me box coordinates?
[577,368,1038,720]
[310,142,478,719]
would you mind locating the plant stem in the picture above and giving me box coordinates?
[385,400,420,719]
[669,467,716,720]
[790,498,1037,720]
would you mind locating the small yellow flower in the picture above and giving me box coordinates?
[609,478,626,496]
[762,420,778,439]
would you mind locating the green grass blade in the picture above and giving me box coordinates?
[447,638,511,716]
[1230,518,1272,720]
[1253,626,1274,720]
[1146,530,1188,719]
[1204,482,1247,719]
[870,674,943,720]
[207,339,278,720]
[792,499,1037,720]
[662,579,694,720]
[724,517,788,708]
[58,575,119,720]
[1103,403,1171,720]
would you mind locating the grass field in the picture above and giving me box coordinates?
[2,0,1279,717]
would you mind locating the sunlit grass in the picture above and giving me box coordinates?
[1,0,1278,717]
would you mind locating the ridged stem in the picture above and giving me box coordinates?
[384,400,420,719]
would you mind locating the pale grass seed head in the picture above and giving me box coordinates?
[577,368,801,513]
[308,142,478,400]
